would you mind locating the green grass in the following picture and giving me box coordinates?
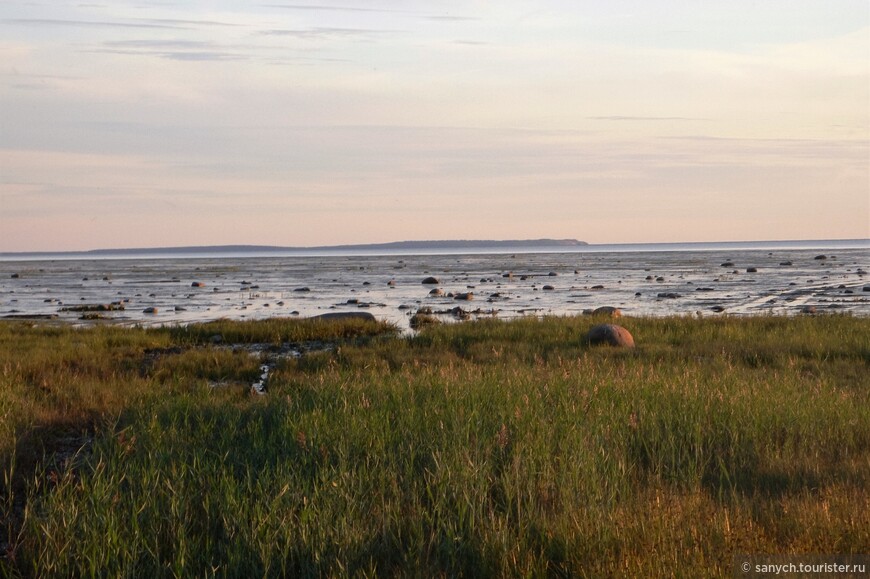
[1,315,868,577]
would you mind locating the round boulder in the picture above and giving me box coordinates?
[421,276,440,285]
[585,324,635,348]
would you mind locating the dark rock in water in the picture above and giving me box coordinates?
[174,306,187,311]
[591,306,622,317]
[721,262,734,267]
[585,324,635,348]
[657,292,681,299]
[656,277,665,282]
[422,277,440,285]
[294,287,311,292]
[591,285,605,290]
[191,282,205,287]
[780,261,793,266]
[387,280,396,286]
[312,311,377,322]
[429,288,444,296]
[548,272,558,277]
[363,281,371,286]
[746,267,758,273]
[864,286,870,292]
[10,273,19,279]
[814,255,827,260]
[542,285,555,291]
[711,306,726,313]
[454,292,473,301]
[143,307,158,314]
[696,287,715,292]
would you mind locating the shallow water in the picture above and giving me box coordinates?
[1,247,867,330]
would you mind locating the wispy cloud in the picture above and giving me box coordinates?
[259,27,401,40]
[588,116,702,122]
[5,18,189,30]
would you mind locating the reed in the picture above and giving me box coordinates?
[1,315,867,576]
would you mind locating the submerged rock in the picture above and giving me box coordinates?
[585,324,635,348]
[421,277,440,285]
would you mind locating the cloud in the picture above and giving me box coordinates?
[588,116,702,122]
[92,39,248,62]
[4,18,189,30]
[259,27,401,40]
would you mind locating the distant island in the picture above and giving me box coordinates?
[0,239,588,258]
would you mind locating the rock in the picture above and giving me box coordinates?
[657,292,681,299]
[421,277,440,285]
[387,280,396,286]
[585,324,635,348]
[864,286,870,292]
[548,272,558,277]
[591,306,622,317]
[294,287,311,292]
[711,305,726,313]
[429,288,444,296]
[10,273,19,279]
[312,311,377,322]
[721,262,734,267]
[780,261,793,266]
[191,282,205,287]
[542,285,555,291]
[209,334,223,344]
[746,267,758,273]
[174,306,187,311]
[800,305,817,314]
[143,307,158,314]
[410,312,440,330]
[814,255,827,260]
[454,292,473,301]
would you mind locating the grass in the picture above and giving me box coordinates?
[1,314,868,576]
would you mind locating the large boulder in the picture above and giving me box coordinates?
[591,306,622,317]
[585,324,635,348]
[421,277,440,285]
[312,312,376,322]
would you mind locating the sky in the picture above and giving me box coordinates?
[0,1,868,252]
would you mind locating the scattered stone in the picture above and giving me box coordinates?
[548,272,558,277]
[294,287,311,292]
[454,292,473,301]
[814,255,827,260]
[191,282,205,287]
[721,262,734,267]
[746,267,758,273]
[10,273,19,279]
[143,307,158,314]
[864,286,870,292]
[175,306,187,311]
[585,324,635,348]
[591,285,605,290]
[542,285,555,291]
[800,305,817,314]
[696,287,715,292]
[422,277,440,285]
[657,292,681,299]
[780,261,793,266]
[711,306,726,313]
[429,288,444,296]
[387,280,396,286]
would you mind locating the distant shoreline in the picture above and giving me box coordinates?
[1,238,868,261]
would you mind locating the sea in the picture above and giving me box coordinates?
[1,240,868,331]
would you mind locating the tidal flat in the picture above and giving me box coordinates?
[1,314,868,577]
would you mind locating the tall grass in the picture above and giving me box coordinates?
[1,315,868,576]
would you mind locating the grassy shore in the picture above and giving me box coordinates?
[1,315,868,577]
